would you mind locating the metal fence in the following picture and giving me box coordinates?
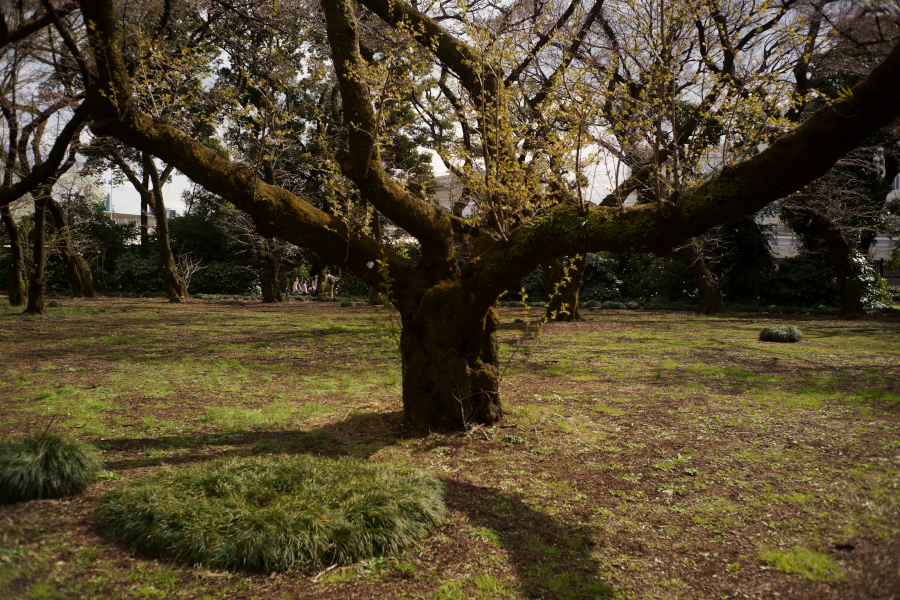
[876,258,900,288]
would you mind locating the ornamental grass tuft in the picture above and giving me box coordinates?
[96,454,445,572]
[759,325,803,343]
[0,433,104,504]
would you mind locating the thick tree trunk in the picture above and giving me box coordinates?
[542,254,586,321]
[24,196,49,315]
[258,250,283,303]
[1,204,26,306]
[399,285,502,430]
[47,198,97,298]
[676,243,724,315]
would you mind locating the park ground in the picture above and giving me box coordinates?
[0,298,898,600]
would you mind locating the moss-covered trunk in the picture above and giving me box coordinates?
[399,284,502,430]
[47,198,97,298]
[24,197,49,315]
[1,205,26,306]
[676,244,724,315]
[542,254,586,321]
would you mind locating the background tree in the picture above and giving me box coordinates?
[0,3,89,306]
[778,3,900,315]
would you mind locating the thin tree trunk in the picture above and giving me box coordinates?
[46,198,97,298]
[145,155,188,298]
[1,204,26,306]
[274,245,287,298]
[140,191,149,250]
[676,243,724,315]
[369,209,383,305]
[24,194,49,315]
[542,254,586,321]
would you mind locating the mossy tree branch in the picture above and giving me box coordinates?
[78,0,396,292]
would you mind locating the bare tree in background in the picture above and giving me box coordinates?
[226,209,292,303]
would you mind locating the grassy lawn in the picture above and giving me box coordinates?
[1,297,898,599]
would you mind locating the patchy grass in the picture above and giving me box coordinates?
[759,545,845,582]
[0,298,898,599]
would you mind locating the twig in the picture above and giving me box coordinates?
[312,564,337,582]
[32,414,57,451]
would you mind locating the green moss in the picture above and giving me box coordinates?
[759,546,844,582]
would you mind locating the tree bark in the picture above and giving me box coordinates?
[542,254,586,321]
[46,198,97,298]
[398,285,502,430]
[258,250,283,303]
[140,189,149,250]
[676,243,724,315]
[145,155,188,298]
[24,195,49,315]
[801,211,866,315]
[1,204,26,306]
[369,209,383,305]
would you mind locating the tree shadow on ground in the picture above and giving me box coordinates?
[95,409,615,599]
[447,480,614,599]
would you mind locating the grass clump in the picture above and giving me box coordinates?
[341,300,353,307]
[759,325,803,343]
[168,296,182,303]
[0,433,104,504]
[601,301,627,310]
[759,546,844,582]
[96,454,445,572]
[48,300,60,307]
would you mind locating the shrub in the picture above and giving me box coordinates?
[601,301,627,309]
[643,298,670,310]
[759,326,803,343]
[581,300,600,308]
[0,433,104,504]
[844,312,861,320]
[48,300,60,307]
[168,296,182,303]
[341,300,353,307]
[96,454,445,572]
[625,301,641,310]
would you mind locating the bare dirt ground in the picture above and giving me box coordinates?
[1,297,898,600]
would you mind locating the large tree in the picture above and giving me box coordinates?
[73,0,900,429]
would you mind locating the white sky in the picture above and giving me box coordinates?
[104,151,451,216]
